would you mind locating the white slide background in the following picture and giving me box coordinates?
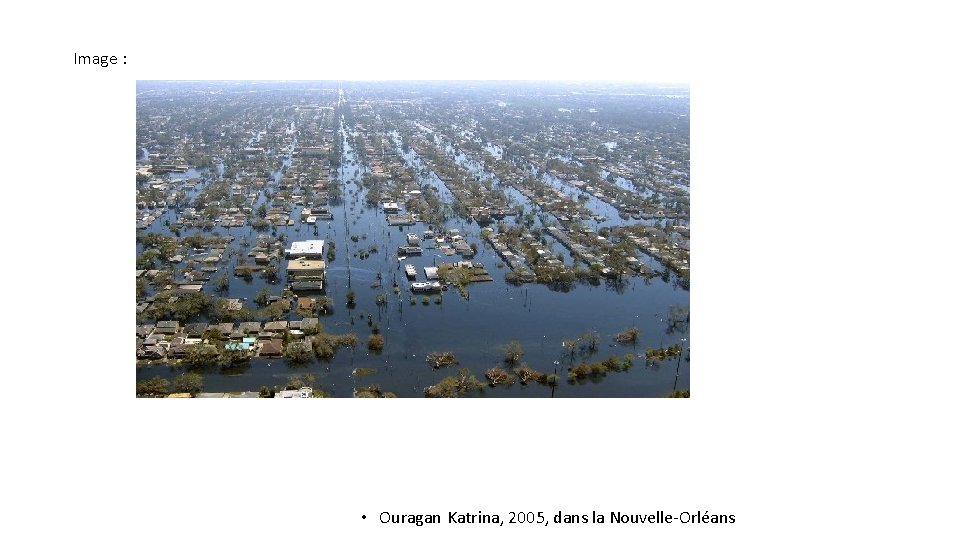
[1,1,957,538]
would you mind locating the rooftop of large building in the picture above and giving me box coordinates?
[286,240,324,256]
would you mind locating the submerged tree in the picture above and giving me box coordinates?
[285,373,315,390]
[503,340,524,364]
[254,287,271,307]
[424,368,484,397]
[367,334,384,351]
[514,365,547,385]
[426,351,457,369]
[580,332,600,352]
[485,367,516,387]
[616,327,641,344]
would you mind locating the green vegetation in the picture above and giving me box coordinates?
[313,296,333,316]
[484,367,516,386]
[645,344,683,360]
[142,291,214,322]
[255,287,271,307]
[172,372,204,395]
[424,368,484,397]
[426,351,457,369]
[667,389,690,398]
[580,332,600,352]
[136,376,170,397]
[352,367,377,377]
[285,373,315,390]
[327,241,336,261]
[503,340,524,364]
[285,342,313,363]
[567,355,633,380]
[311,332,358,359]
[616,326,641,343]
[213,274,229,292]
[514,365,547,385]
[354,385,397,398]
[367,334,384,351]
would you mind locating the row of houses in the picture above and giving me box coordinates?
[136,318,321,361]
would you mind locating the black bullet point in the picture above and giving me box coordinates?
[362,515,367,519]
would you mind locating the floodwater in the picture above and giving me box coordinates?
[137,117,689,398]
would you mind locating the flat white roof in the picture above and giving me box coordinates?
[288,240,324,255]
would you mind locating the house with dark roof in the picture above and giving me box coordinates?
[264,321,288,332]
[184,323,208,338]
[258,340,283,357]
[239,322,261,334]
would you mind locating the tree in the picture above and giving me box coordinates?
[136,376,170,397]
[218,348,250,368]
[503,340,524,364]
[424,368,484,397]
[313,296,333,316]
[367,334,384,351]
[485,367,516,386]
[514,365,546,385]
[255,287,271,307]
[172,372,204,395]
[616,327,641,343]
[185,344,218,366]
[581,332,600,352]
[213,274,229,293]
[285,373,316,390]
[426,351,457,369]
[285,342,313,362]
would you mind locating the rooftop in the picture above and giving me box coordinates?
[288,259,326,271]
[286,240,324,257]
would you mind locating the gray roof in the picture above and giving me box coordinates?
[239,322,261,333]
[184,323,208,336]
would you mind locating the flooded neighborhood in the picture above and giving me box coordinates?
[135,81,690,397]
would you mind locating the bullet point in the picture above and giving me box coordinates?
[362,515,366,519]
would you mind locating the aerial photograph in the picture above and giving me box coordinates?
[135,80,690,398]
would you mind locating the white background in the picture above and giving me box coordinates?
[2,1,958,538]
